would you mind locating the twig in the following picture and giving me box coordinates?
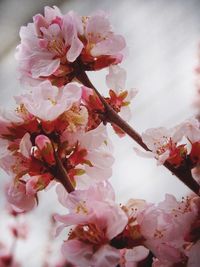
[54,151,74,193]
[76,70,200,196]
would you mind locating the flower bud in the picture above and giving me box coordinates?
[35,135,55,165]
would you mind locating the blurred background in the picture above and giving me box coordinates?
[0,0,200,266]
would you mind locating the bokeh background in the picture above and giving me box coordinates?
[0,0,200,266]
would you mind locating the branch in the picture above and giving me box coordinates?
[76,70,200,196]
[54,151,74,193]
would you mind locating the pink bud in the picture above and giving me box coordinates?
[35,135,55,165]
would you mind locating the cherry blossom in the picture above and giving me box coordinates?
[137,194,199,265]
[61,124,114,188]
[81,66,137,136]
[80,11,126,71]
[6,182,36,212]
[15,80,82,121]
[16,7,126,86]
[140,118,200,167]
[106,65,137,136]
[16,6,83,86]
[55,181,128,267]
[0,83,114,209]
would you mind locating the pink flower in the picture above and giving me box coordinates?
[6,182,36,212]
[140,118,200,167]
[0,87,113,206]
[137,194,199,264]
[55,181,128,267]
[173,118,200,143]
[81,67,137,137]
[84,12,125,57]
[35,135,55,165]
[141,127,175,163]
[80,11,125,71]
[61,124,114,188]
[140,126,187,166]
[106,66,137,136]
[15,81,82,121]
[16,7,83,85]
[16,7,126,85]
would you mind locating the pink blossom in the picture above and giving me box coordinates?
[140,118,200,166]
[141,127,175,163]
[35,135,55,165]
[16,7,126,85]
[61,124,114,188]
[0,88,113,204]
[83,11,125,58]
[173,118,200,143]
[106,66,137,136]
[15,81,82,121]
[6,182,36,212]
[137,194,199,264]
[55,181,128,267]
[140,126,187,166]
[106,65,127,91]
[16,7,83,85]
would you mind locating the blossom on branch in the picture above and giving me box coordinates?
[0,82,113,210]
[16,6,126,86]
[137,194,200,266]
[140,118,200,168]
[81,66,137,136]
[106,65,137,136]
[55,183,200,266]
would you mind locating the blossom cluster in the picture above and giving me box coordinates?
[16,7,125,86]
[54,181,200,267]
[0,81,114,211]
[0,5,199,267]
[139,118,200,169]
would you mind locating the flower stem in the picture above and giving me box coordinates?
[77,71,200,196]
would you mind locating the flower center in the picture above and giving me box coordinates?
[70,223,107,246]
[47,38,66,57]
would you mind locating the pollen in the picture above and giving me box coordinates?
[47,38,66,57]
[75,201,88,214]
[71,223,107,246]
[48,98,57,105]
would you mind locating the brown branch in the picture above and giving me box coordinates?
[54,151,74,193]
[76,70,200,196]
